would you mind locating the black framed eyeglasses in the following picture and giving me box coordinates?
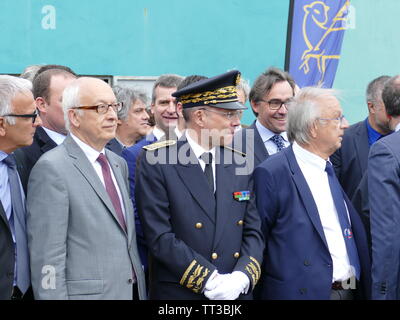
[72,102,123,114]
[259,99,292,110]
[3,108,39,123]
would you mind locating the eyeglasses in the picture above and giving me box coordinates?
[259,99,292,110]
[317,115,346,125]
[3,108,39,123]
[72,102,123,114]
[201,108,243,120]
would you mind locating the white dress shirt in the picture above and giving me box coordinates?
[255,120,290,155]
[42,127,67,145]
[70,133,126,220]
[293,141,355,282]
[186,131,216,191]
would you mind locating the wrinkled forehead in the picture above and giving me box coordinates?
[77,78,116,104]
[316,94,342,116]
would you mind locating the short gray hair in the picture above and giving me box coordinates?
[287,87,337,145]
[0,75,32,125]
[112,86,148,120]
[151,74,183,104]
[62,81,81,131]
[237,78,251,102]
[366,75,391,104]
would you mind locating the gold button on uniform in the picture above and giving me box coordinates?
[211,253,218,260]
[234,252,240,258]
[195,223,203,229]
[237,220,243,226]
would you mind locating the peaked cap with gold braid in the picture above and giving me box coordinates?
[172,70,247,110]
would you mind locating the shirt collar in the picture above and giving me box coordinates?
[0,150,8,162]
[186,130,216,161]
[293,141,327,172]
[70,133,105,164]
[395,122,400,132]
[255,119,288,143]
[42,127,67,145]
[152,126,165,141]
[365,118,383,146]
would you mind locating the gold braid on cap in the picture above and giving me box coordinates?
[179,85,238,105]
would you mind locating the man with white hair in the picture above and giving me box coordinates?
[254,87,371,300]
[27,77,146,300]
[0,75,42,299]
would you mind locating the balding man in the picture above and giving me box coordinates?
[27,77,146,300]
[254,87,371,300]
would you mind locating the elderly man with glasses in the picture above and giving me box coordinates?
[26,77,146,300]
[0,75,42,300]
[254,87,371,300]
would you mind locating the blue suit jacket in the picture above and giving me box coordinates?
[121,133,157,270]
[233,122,269,173]
[254,146,371,300]
[330,120,369,200]
[368,130,400,299]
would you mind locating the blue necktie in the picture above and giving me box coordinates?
[270,134,285,152]
[3,154,30,294]
[325,161,361,279]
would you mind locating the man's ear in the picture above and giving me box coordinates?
[367,101,375,114]
[68,109,80,128]
[0,117,6,137]
[176,102,183,117]
[36,97,47,114]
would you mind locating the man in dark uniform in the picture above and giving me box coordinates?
[135,70,264,300]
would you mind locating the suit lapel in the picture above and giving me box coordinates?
[64,136,127,235]
[0,200,10,230]
[36,127,58,154]
[174,140,216,223]
[213,147,236,248]
[285,147,329,250]
[354,122,370,174]
[250,122,269,165]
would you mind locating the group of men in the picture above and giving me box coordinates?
[1,63,400,300]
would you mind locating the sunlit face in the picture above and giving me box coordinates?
[252,81,293,134]
[151,86,178,133]
[370,96,391,134]
[201,106,242,147]
[3,90,42,152]
[41,74,76,135]
[314,95,349,157]
[70,78,118,151]
[120,99,150,142]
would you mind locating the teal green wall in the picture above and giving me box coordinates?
[0,0,290,125]
[334,0,400,125]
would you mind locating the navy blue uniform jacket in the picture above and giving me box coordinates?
[135,139,264,299]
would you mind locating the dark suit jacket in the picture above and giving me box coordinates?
[121,133,157,271]
[254,146,371,300]
[233,122,269,173]
[135,138,264,299]
[105,138,124,156]
[14,126,57,194]
[0,201,15,300]
[368,130,400,299]
[331,120,369,200]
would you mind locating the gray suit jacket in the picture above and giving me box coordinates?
[26,135,146,300]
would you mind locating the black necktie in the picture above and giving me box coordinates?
[325,161,361,279]
[200,152,214,193]
[3,154,30,294]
